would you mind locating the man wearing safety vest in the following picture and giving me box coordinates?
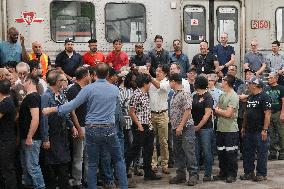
[28,41,51,79]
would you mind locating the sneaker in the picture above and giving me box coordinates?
[162,167,170,174]
[226,176,236,183]
[203,176,212,182]
[240,172,255,180]
[187,175,198,186]
[253,176,267,182]
[144,173,162,181]
[268,154,277,160]
[213,174,226,181]
[169,176,186,184]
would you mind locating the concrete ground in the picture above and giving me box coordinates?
[132,160,284,189]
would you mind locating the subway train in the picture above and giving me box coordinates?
[0,0,284,75]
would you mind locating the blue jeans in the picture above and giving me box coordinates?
[100,123,125,185]
[21,140,45,189]
[195,128,213,177]
[243,132,270,177]
[86,126,127,189]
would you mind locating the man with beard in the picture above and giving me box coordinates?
[170,39,190,78]
[130,43,151,67]
[0,27,28,67]
[148,35,170,77]
[55,38,83,82]
[83,39,105,67]
[28,41,51,79]
[191,40,220,75]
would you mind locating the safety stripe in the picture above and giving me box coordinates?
[217,146,238,151]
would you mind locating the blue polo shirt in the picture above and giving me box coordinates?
[213,44,235,74]
[170,52,190,78]
[58,79,119,125]
[0,41,22,66]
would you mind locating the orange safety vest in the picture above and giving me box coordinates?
[28,52,49,77]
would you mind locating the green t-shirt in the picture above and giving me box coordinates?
[217,91,239,132]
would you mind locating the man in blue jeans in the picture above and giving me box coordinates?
[42,63,128,189]
[240,77,272,182]
[19,74,45,189]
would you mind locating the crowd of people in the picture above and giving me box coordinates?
[0,26,284,189]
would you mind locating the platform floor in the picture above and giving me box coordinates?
[131,160,284,189]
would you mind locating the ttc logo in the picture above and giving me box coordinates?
[15,12,44,25]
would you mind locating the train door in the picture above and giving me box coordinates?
[182,0,241,75]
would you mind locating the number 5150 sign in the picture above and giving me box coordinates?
[251,20,270,29]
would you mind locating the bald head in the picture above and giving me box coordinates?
[96,63,109,79]
[250,39,258,52]
[32,41,43,55]
[8,27,19,43]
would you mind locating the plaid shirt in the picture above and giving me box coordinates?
[170,89,194,129]
[129,88,151,126]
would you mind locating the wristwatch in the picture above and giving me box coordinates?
[262,129,268,133]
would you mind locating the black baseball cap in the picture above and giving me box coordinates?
[65,38,74,44]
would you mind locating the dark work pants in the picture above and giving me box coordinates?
[125,124,154,176]
[216,132,239,178]
[44,163,71,189]
[237,118,244,154]
[0,140,17,189]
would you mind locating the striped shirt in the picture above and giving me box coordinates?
[119,87,134,130]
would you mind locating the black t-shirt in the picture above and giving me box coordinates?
[246,91,272,132]
[19,92,41,140]
[192,91,214,129]
[0,96,17,141]
[66,83,87,127]
[191,52,217,74]
[265,84,284,112]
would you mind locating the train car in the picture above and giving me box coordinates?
[0,0,284,76]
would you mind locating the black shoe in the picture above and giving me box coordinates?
[213,174,226,181]
[144,173,162,181]
[169,176,186,184]
[268,154,277,160]
[278,155,284,160]
[253,175,267,182]
[226,176,236,183]
[168,163,174,168]
[72,185,84,189]
[240,172,255,180]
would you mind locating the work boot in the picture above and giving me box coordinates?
[240,172,255,180]
[187,175,198,186]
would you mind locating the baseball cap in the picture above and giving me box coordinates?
[248,76,264,88]
[65,38,74,44]
[135,43,143,48]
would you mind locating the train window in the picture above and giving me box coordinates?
[276,8,284,42]
[50,1,95,42]
[105,3,146,43]
[183,6,206,44]
[217,7,238,43]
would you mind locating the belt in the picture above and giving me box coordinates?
[151,109,168,114]
[86,124,112,128]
